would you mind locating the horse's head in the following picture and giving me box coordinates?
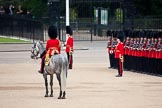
[31,41,45,59]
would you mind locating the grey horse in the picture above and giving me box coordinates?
[31,41,68,99]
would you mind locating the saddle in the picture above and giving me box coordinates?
[45,47,59,66]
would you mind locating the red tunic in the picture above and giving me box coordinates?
[160,52,162,59]
[155,42,162,59]
[115,42,124,58]
[107,40,115,54]
[124,40,130,55]
[143,42,149,57]
[40,38,61,73]
[66,36,74,53]
[46,39,61,54]
[151,42,158,58]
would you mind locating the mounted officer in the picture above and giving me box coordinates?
[39,26,61,74]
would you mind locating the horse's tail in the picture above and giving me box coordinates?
[62,53,68,77]
[60,56,68,92]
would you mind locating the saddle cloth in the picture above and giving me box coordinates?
[45,47,59,66]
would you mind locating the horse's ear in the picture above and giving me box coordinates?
[33,40,37,43]
[40,41,43,44]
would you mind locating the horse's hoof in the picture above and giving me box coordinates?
[49,94,53,97]
[61,97,66,99]
[58,97,62,99]
[44,94,48,97]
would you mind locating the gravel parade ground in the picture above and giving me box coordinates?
[0,41,162,108]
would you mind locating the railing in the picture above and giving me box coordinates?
[0,15,44,42]
[1,15,162,42]
[124,16,162,30]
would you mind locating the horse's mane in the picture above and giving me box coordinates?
[39,42,45,48]
[37,41,45,50]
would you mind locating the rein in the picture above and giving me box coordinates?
[31,41,45,64]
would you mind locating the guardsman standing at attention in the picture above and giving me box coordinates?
[155,33,162,74]
[115,35,124,77]
[111,31,118,68]
[123,36,130,70]
[65,26,74,69]
[106,30,113,68]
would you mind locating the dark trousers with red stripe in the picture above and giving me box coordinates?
[40,55,45,73]
[116,58,123,76]
[109,53,115,68]
[67,52,73,69]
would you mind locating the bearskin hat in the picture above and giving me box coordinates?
[117,36,124,42]
[66,26,73,35]
[117,31,125,42]
[106,30,111,36]
[48,26,57,39]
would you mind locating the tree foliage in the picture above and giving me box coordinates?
[0,0,48,18]
[1,0,162,18]
[22,0,48,18]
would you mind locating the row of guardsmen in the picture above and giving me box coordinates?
[107,30,162,75]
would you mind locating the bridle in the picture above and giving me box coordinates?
[31,42,40,59]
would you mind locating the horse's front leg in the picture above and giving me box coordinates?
[49,74,53,97]
[43,74,48,97]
